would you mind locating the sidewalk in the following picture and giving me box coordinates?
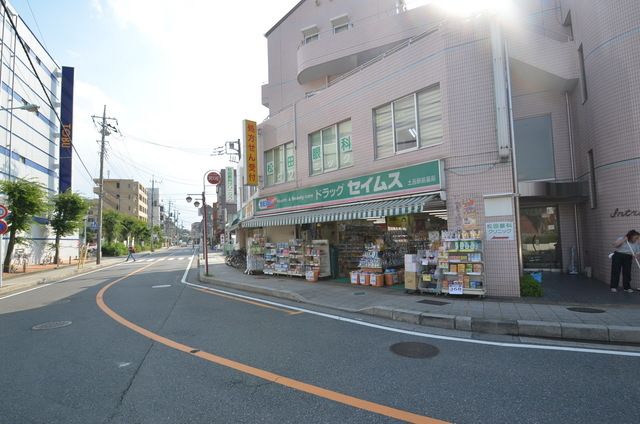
[0,250,159,296]
[198,253,640,344]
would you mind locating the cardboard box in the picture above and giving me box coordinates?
[404,272,420,290]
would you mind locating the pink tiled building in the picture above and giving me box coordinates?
[236,0,640,296]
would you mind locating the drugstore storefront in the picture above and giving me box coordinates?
[239,160,448,278]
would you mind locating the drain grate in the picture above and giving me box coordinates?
[390,342,439,359]
[152,285,172,288]
[53,299,71,305]
[417,299,449,306]
[32,321,72,330]
[353,292,366,296]
[567,307,606,314]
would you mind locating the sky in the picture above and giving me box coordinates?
[10,0,297,227]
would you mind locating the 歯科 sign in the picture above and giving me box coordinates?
[255,160,442,213]
[59,66,74,193]
[243,120,258,186]
[225,167,235,202]
[486,221,515,240]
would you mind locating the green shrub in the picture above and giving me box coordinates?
[102,242,128,257]
[520,274,543,297]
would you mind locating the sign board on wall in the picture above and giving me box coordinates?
[225,167,235,202]
[59,66,74,193]
[486,221,515,240]
[243,119,258,186]
[255,160,442,213]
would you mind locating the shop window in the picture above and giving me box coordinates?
[309,119,353,176]
[265,141,295,187]
[374,84,442,158]
[514,115,555,182]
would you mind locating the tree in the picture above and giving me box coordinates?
[49,191,88,264]
[152,225,164,248]
[102,210,121,243]
[0,179,46,272]
[119,216,138,245]
[132,221,150,246]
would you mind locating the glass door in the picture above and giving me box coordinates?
[520,206,562,270]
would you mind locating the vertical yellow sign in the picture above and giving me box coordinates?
[243,120,258,186]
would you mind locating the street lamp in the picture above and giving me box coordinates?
[0,103,40,113]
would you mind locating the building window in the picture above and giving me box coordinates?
[309,120,352,176]
[265,141,295,187]
[331,14,350,34]
[116,182,120,188]
[514,114,555,182]
[578,44,588,103]
[301,25,319,44]
[374,84,442,158]
[588,149,597,208]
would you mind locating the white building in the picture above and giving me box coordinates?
[0,1,77,265]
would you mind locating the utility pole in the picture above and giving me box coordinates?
[149,176,161,252]
[91,105,119,265]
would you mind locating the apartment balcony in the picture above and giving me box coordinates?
[296,7,430,84]
[506,26,579,92]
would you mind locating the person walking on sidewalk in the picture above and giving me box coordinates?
[610,230,640,292]
[125,245,136,262]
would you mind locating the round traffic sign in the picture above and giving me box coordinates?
[207,172,221,185]
[0,219,8,235]
[0,204,8,220]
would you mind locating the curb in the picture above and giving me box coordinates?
[197,272,640,345]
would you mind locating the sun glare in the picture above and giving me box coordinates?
[406,0,512,17]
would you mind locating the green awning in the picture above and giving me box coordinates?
[242,194,440,228]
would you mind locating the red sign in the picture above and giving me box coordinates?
[0,220,8,235]
[207,172,221,185]
[0,204,8,220]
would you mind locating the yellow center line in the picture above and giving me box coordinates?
[95,264,449,424]
[194,287,302,315]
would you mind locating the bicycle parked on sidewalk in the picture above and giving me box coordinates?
[225,248,247,270]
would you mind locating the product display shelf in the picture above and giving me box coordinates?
[303,240,330,278]
[246,236,266,274]
[440,238,486,297]
[418,252,441,294]
[263,243,277,275]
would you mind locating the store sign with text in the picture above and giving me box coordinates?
[225,167,235,202]
[256,160,441,212]
[243,119,258,186]
[486,221,515,240]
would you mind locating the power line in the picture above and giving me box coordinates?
[24,0,48,51]
[0,0,95,185]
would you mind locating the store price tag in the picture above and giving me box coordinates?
[448,283,463,295]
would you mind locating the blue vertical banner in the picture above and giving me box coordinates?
[59,66,74,193]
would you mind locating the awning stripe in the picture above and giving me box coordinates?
[240,194,439,228]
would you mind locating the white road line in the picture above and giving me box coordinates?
[0,262,124,300]
[179,254,640,358]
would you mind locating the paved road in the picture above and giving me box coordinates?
[1,248,639,423]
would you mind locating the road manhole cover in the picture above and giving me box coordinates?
[567,307,605,314]
[390,342,439,359]
[417,299,449,306]
[32,321,72,330]
[152,285,172,288]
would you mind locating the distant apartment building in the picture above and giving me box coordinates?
[94,179,149,221]
[236,0,640,296]
[0,1,77,263]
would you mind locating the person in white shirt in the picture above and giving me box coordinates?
[610,230,640,292]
